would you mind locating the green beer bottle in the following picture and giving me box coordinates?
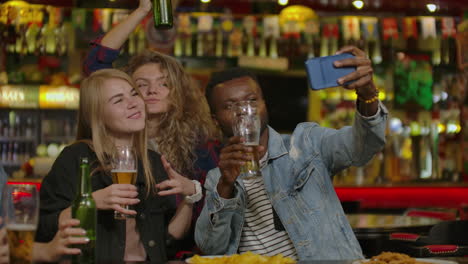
[71,157,96,263]
[153,0,173,29]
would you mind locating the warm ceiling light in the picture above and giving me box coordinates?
[278,0,288,6]
[201,0,210,3]
[426,3,437,12]
[352,0,364,9]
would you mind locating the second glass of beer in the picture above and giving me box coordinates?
[2,184,39,264]
[232,100,262,179]
[111,145,137,220]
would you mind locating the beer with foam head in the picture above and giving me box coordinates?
[111,169,137,219]
[6,223,36,264]
[111,170,137,184]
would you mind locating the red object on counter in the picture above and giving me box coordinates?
[424,245,459,254]
[335,187,468,209]
[7,181,41,191]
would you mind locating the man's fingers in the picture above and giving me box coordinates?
[227,136,244,145]
[344,74,373,90]
[219,159,245,168]
[220,143,249,154]
[338,66,373,85]
[221,150,252,161]
[334,57,371,68]
[335,45,366,57]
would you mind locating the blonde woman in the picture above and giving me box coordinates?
[83,0,221,255]
[36,69,198,263]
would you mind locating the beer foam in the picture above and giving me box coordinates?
[6,224,36,231]
[110,170,137,173]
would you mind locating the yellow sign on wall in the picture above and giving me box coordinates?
[0,85,39,108]
[39,85,79,109]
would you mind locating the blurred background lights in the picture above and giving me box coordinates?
[426,3,437,12]
[352,0,364,9]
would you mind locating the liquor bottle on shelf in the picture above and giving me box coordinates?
[1,142,7,162]
[269,37,278,59]
[246,33,255,57]
[258,35,267,58]
[196,33,203,57]
[205,30,215,57]
[173,32,183,57]
[25,117,34,138]
[72,157,96,264]
[419,121,433,179]
[215,27,223,57]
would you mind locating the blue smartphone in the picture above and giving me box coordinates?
[305,53,356,90]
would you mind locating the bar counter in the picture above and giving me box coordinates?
[169,258,468,264]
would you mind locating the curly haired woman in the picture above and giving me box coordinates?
[83,0,221,256]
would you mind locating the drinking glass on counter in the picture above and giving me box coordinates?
[232,100,262,180]
[2,184,39,264]
[111,146,137,220]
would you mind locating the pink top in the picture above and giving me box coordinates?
[124,219,147,262]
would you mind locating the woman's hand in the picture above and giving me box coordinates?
[35,219,89,262]
[0,218,8,264]
[156,156,195,197]
[137,0,152,15]
[92,184,140,216]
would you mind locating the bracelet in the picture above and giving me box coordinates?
[357,89,379,104]
[185,180,202,204]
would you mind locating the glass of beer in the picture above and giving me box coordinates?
[232,100,262,180]
[2,184,39,264]
[111,145,137,220]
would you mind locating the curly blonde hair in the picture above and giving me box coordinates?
[125,50,219,175]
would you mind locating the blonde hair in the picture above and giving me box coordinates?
[125,50,219,175]
[77,68,156,196]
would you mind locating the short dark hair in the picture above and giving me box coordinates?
[205,67,261,111]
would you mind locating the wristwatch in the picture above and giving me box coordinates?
[185,180,202,204]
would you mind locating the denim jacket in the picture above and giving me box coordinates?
[195,103,387,260]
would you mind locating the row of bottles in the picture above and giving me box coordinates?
[0,111,36,138]
[172,27,457,65]
[42,118,74,140]
[0,141,34,165]
[332,108,463,185]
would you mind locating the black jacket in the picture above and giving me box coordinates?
[36,142,176,263]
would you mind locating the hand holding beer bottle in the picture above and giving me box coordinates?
[71,157,96,263]
[111,146,138,220]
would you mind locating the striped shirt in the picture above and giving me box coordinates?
[238,153,297,259]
